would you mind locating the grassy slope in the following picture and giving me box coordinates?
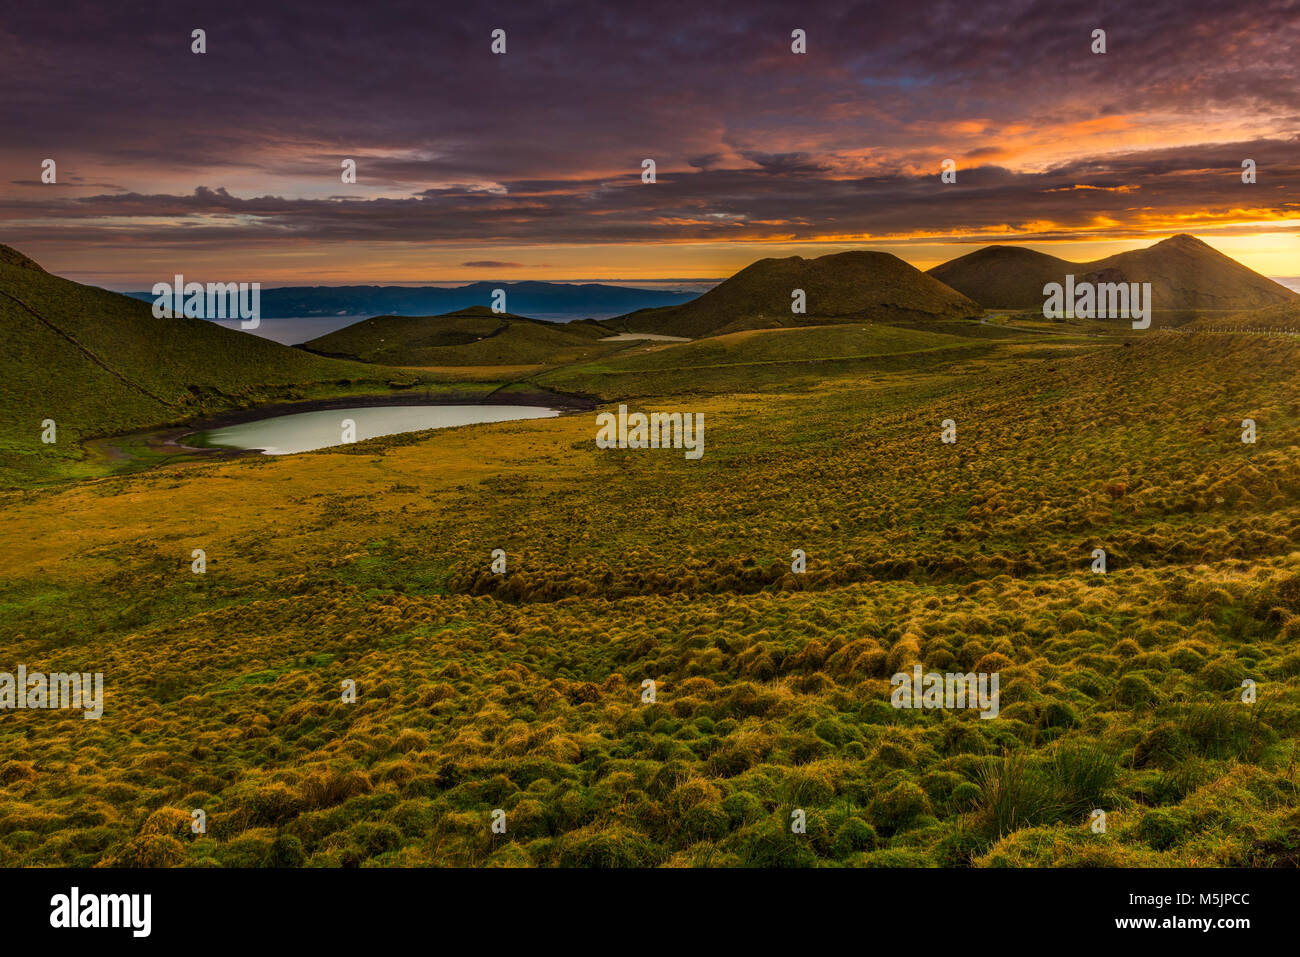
[608,251,982,338]
[1085,236,1298,311]
[1,326,1298,867]
[927,246,1073,310]
[302,307,618,367]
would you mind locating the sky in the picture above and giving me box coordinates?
[2,0,1298,288]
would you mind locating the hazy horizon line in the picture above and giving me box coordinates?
[92,275,1300,295]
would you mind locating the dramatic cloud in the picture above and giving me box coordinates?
[2,0,1297,282]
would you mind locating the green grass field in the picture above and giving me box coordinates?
[2,309,1298,867]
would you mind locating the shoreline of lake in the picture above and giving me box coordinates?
[79,390,595,474]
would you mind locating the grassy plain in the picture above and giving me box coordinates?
[2,317,1298,867]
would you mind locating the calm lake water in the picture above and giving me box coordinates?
[197,404,560,455]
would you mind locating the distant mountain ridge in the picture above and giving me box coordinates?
[609,251,983,338]
[124,280,697,321]
[928,234,1299,312]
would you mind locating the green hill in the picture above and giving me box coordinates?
[927,246,1073,310]
[929,234,1299,313]
[0,245,432,484]
[301,306,619,366]
[607,251,983,338]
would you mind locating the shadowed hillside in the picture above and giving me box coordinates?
[609,251,983,338]
[929,235,1299,313]
[302,307,619,366]
[928,246,1073,310]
